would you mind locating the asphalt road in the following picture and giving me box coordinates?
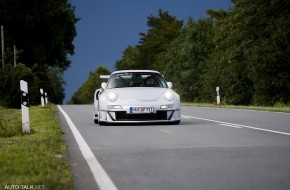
[57,105,290,190]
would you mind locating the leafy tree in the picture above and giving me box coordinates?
[0,0,77,69]
[202,0,290,105]
[115,3,290,106]
[0,0,78,105]
[201,8,254,105]
[140,10,182,71]
[118,10,183,71]
[46,67,66,104]
[115,46,140,70]
[236,0,290,105]
[0,64,39,108]
[162,17,214,102]
[68,66,110,104]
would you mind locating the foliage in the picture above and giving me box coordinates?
[200,8,254,105]
[112,3,290,106]
[75,4,290,106]
[239,0,290,105]
[201,0,290,105]
[115,46,140,70]
[0,0,78,106]
[46,67,66,104]
[115,10,183,72]
[162,17,214,102]
[68,66,110,104]
[0,64,40,108]
[0,0,77,69]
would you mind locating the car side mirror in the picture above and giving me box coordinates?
[101,82,107,90]
[95,89,101,101]
[167,82,172,89]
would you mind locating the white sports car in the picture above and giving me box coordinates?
[93,70,181,125]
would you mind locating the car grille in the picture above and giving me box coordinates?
[115,111,168,121]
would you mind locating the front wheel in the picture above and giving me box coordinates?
[172,120,181,125]
[99,121,107,126]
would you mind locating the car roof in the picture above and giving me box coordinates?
[111,70,161,75]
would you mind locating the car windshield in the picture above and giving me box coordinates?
[107,72,168,89]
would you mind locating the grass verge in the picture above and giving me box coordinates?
[182,102,290,113]
[0,105,74,190]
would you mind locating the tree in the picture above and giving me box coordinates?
[116,10,183,71]
[46,67,66,104]
[202,0,290,105]
[236,0,290,105]
[0,64,39,108]
[161,17,214,102]
[0,0,77,69]
[68,66,110,104]
[0,0,78,105]
[201,8,254,105]
[115,46,140,70]
[136,10,183,71]
[114,3,290,106]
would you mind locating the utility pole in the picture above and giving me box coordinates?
[1,25,4,68]
[13,45,16,67]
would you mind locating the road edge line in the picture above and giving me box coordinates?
[182,115,290,136]
[57,105,118,190]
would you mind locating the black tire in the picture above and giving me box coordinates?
[99,121,106,126]
[94,119,98,124]
[172,120,181,125]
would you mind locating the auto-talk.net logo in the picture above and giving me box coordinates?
[4,185,45,190]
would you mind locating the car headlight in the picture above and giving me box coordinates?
[106,91,118,102]
[163,90,175,101]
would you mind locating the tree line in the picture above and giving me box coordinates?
[71,0,290,106]
[0,0,78,108]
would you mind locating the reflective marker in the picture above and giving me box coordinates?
[20,80,30,133]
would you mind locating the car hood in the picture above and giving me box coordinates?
[113,87,167,101]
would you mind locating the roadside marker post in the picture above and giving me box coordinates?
[20,80,30,133]
[216,86,220,105]
[45,92,48,105]
[40,88,45,107]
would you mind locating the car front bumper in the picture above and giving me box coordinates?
[98,100,181,123]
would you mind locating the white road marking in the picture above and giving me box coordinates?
[182,115,290,136]
[219,123,243,129]
[182,115,192,119]
[183,115,242,128]
[58,105,118,190]
[160,129,175,135]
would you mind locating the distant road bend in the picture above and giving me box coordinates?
[57,105,290,190]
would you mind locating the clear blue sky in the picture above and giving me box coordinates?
[64,0,233,103]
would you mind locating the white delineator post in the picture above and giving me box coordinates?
[40,88,45,107]
[45,92,48,105]
[20,80,30,133]
[216,86,220,105]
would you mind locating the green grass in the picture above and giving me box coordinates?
[0,108,22,137]
[0,105,74,190]
[182,102,290,113]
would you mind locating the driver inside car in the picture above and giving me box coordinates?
[143,76,157,87]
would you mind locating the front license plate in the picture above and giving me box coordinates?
[130,107,154,113]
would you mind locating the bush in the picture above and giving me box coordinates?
[0,64,40,108]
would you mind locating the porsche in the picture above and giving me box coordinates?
[93,70,181,125]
